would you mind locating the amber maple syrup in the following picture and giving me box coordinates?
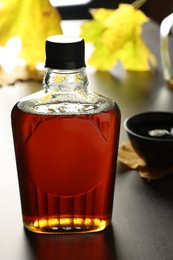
[11,103,120,234]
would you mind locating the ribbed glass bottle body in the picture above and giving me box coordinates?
[11,68,121,234]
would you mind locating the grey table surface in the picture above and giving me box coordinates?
[1,20,173,260]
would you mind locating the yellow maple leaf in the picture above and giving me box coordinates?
[0,0,62,73]
[80,4,157,71]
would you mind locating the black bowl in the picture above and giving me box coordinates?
[124,111,173,168]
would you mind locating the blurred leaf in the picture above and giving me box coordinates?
[0,0,62,70]
[81,4,157,71]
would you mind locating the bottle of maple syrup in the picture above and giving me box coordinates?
[11,35,121,234]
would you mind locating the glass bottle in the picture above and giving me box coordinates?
[160,13,173,89]
[11,35,121,234]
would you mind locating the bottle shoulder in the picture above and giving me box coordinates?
[17,90,117,116]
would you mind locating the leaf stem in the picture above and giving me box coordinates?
[132,0,148,9]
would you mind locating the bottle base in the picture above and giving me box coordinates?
[24,217,111,234]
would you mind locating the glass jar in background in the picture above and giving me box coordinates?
[11,36,121,234]
[160,13,173,89]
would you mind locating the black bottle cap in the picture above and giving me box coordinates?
[45,35,86,69]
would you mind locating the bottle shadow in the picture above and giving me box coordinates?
[24,224,117,260]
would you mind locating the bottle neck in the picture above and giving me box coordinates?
[43,67,89,93]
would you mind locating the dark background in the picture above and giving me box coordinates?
[58,0,173,24]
